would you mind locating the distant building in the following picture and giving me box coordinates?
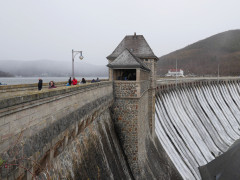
[166,69,184,77]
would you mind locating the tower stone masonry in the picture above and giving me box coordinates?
[107,33,158,178]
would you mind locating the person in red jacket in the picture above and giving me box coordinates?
[72,78,77,85]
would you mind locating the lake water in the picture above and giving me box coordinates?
[0,77,108,85]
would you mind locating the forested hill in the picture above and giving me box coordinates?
[0,70,14,77]
[157,30,240,76]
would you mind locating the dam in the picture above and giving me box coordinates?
[0,33,240,179]
[155,79,240,179]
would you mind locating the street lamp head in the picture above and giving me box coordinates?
[79,55,84,60]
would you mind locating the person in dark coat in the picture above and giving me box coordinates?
[81,78,86,84]
[38,78,43,90]
[68,77,72,86]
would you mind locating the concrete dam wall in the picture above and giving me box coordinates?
[0,82,114,179]
[0,81,181,179]
[155,80,240,179]
[3,77,240,179]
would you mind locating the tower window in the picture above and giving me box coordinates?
[113,69,136,81]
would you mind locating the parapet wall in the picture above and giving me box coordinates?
[0,81,113,179]
[156,78,240,92]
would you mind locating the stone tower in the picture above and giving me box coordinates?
[107,33,158,177]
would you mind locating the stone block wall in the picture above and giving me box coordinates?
[113,81,139,98]
[111,79,152,178]
[112,98,139,175]
[113,80,150,99]
[0,82,113,179]
[143,59,157,88]
[47,108,132,179]
[140,80,150,95]
[140,70,150,80]
[148,88,156,135]
[137,90,150,158]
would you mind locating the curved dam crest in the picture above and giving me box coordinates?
[155,81,240,179]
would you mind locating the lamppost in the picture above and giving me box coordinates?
[72,49,84,78]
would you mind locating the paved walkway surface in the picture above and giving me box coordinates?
[0,82,91,100]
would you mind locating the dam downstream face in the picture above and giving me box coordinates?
[155,82,240,179]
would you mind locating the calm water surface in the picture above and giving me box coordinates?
[0,77,108,85]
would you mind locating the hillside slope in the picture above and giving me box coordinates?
[0,70,14,77]
[157,30,240,76]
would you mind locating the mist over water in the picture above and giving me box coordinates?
[0,60,108,78]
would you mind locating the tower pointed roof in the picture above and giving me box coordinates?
[107,49,150,71]
[107,33,158,60]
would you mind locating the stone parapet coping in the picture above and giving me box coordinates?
[0,81,66,90]
[157,77,240,85]
[0,81,112,110]
[113,80,148,83]
[0,79,109,91]
[156,78,240,92]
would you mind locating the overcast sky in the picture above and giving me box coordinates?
[0,0,239,65]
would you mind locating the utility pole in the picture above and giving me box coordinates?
[218,63,219,83]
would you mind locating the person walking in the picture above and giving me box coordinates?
[38,78,43,90]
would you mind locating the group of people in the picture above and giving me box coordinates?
[38,79,56,90]
[91,78,100,83]
[38,77,101,91]
[67,77,100,85]
[67,77,87,86]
